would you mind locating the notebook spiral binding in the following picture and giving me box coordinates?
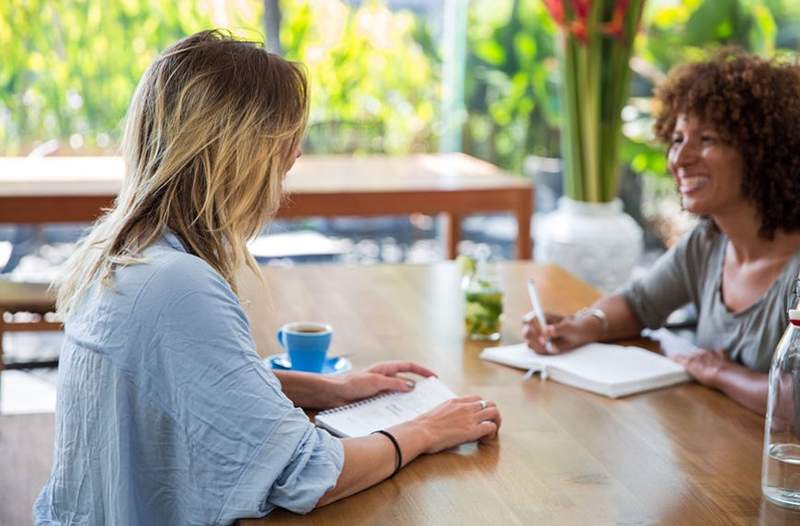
[317,391,400,415]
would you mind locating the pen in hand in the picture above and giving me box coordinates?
[527,279,554,352]
[523,279,554,381]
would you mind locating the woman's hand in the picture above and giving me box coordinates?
[522,312,596,355]
[329,361,436,406]
[411,395,501,453]
[319,393,501,507]
[671,348,728,387]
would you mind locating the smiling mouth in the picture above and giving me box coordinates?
[678,176,709,194]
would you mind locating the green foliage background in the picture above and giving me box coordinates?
[463,0,560,174]
[0,0,238,155]
[0,0,436,156]
[1,0,798,186]
[279,1,439,153]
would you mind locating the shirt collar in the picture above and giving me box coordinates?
[163,230,189,253]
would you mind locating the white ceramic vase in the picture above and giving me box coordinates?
[535,197,643,293]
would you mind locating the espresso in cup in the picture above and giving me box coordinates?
[295,327,327,334]
[276,322,333,372]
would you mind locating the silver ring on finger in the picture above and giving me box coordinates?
[479,399,488,410]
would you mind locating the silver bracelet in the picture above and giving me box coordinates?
[576,307,609,333]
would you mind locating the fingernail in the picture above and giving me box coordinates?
[406,380,415,389]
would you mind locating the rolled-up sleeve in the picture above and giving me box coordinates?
[222,407,344,519]
[139,258,344,524]
[265,422,344,512]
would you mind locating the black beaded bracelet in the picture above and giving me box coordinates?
[372,429,403,478]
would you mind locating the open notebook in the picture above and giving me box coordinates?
[480,343,690,398]
[315,377,457,437]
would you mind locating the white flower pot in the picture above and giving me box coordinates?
[535,197,643,293]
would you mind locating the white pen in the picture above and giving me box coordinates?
[523,278,554,381]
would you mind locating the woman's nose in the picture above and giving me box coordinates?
[672,141,699,167]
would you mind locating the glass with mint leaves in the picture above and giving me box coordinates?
[459,256,503,341]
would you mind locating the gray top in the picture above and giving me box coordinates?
[622,222,800,373]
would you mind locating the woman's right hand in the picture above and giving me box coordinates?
[412,395,501,454]
[522,312,594,355]
[321,395,501,507]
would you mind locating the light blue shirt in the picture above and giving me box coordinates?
[34,233,344,525]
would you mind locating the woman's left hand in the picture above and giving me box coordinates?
[330,361,437,406]
[671,348,729,387]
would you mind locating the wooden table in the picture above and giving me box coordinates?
[2,262,797,525]
[0,153,533,259]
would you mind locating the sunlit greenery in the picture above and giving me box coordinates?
[1,0,798,186]
[280,1,439,153]
[0,0,437,156]
[463,0,560,173]
[0,0,256,155]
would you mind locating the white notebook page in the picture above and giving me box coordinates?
[480,343,689,398]
[315,377,457,437]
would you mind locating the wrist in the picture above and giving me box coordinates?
[575,307,608,340]
[391,419,433,460]
[324,375,349,406]
[708,360,731,389]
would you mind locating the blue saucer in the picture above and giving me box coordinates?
[265,353,352,375]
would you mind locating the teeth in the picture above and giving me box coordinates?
[679,176,708,192]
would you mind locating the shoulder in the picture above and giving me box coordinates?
[680,220,721,250]
[122,241,239,323]
[671,220,723,263]
[780,244,800,305]
[147,249,230,300]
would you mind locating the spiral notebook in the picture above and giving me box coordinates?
[480,342,690,398]
[315,377,457,437]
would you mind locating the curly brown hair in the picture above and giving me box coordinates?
[653,48,800,240]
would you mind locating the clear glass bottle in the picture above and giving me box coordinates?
[762,308,800,509]
[462,260,504,341]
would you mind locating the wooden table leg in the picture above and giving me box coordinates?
[515,189,533,260]
[444,213,461,260]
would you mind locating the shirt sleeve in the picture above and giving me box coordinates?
[138,257,344,523]
[620,225,706,329]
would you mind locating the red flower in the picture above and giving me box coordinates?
[571,0,592,21]
[544,0,565,26]
[570,20,589,43]
[602,0,629,39]
[544,0,640,43]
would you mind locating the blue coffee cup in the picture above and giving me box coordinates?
[276,322,333,373]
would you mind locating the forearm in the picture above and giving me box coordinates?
[273,371,338,409]
[317,420,430,507]
[582,294,643,343]
[711,364,769,415]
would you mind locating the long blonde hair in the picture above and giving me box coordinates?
[56,29,308,316]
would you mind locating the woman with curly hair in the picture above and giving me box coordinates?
[523,49,800,414]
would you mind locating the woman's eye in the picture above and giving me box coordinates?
[671,135,683,144]
[701,134,716,143]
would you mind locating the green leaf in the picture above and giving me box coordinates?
[749,4,777,54]
[684,0,736,46]
[474,39,507,66]
[514,33,537,61]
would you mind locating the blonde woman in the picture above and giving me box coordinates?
[34,30,500,525]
